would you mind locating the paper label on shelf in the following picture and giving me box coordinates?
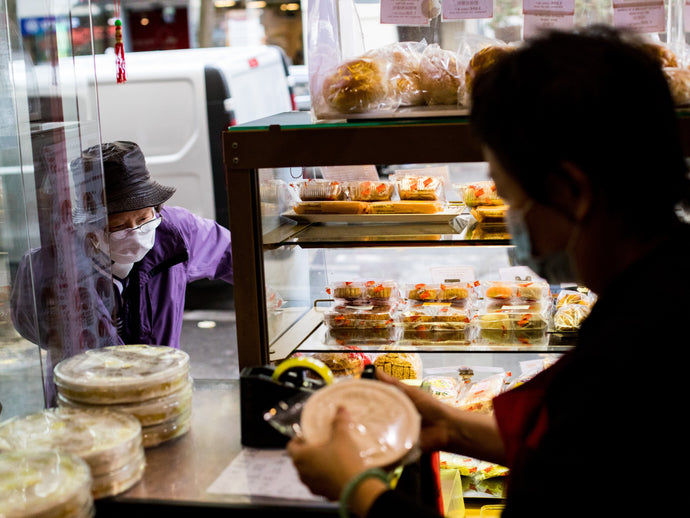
[380,0,431,25]
[612,0,665,33]
[320,165,379,181]
[430,266,476,284]
[442,0,493,20]
[523,0,575,13]
[207,448,326,501]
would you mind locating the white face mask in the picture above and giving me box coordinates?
[108,214,162,278]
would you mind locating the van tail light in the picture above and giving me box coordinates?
[290,92,298,111]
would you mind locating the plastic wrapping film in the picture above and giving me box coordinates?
[141,407,192,448]
[300,378,421,468]
[58,377,193,427]
[0,408,143,477]
[0,450,94,518]
[53,345,190,404]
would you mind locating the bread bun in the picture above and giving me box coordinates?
[663,67,690,106]
[419,44,463,105]
[465,45,514,96]
[640,42,678,68]
[321,57,389,113]
[366,42,424,106]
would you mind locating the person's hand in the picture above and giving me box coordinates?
[375,369,454,453]
[287,406,367,501]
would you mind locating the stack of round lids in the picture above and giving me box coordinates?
[0,408,144,499]
[0,450,94,518]
[54,345,193,448]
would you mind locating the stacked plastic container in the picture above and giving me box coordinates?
[400,282,474,344]
[0,407,145,499]
[475,280,550,345]
[462,181,510,240]
[0,450,94,518]
[324,280,402,344]
[54,345,193,448]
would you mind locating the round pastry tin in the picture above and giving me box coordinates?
[300,378,420,468]
[54,345,190,404]
[0,450,93,518]
[142,407,192,448]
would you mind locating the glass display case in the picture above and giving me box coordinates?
[224,112,579,374]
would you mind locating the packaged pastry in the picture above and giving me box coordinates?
[483,281,514,300]
[297,179,345,201]
[0,408,145,498]
[327,281,399,305]
[364,41,425,106]
[321,56,391,113]
[0,450,93,518]
[456,373,506,413]
[311,348,372,377]
[471,204,508,223]
[368,200,444,214]
[421,376,458,404]
[477,312,547,344]
[300,378,420,468]
[407,283,438,301]
[466,222,511,240]
[554,303,591,331]
[663,67,690,106]
[347,180,394,201]
[465,45,515,97]
[364,280,398,303]
[482,279,549,310]
[293,201,369,214]
[53,344,190,404]
[58,377,193,427]
[327,281,364,301]
[373,350,423,380]
[393,174,444,201]
[141,407,192,448]
[418,44,464,105]
[463,181,503,207]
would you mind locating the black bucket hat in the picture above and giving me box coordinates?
[75,141,176,215]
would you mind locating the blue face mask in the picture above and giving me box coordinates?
[505,201,579,284]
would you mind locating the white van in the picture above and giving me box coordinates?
[33,46,294,228]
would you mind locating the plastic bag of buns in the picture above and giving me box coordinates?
[418,44,464,106]
[364,41,426,107]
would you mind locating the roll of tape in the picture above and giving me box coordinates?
[272,357,334,386]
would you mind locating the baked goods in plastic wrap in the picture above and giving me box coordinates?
[141,407,192,448]
[481,279,550,315]
[320,56,393,114]
[364,41,425,106]
[0,407,145,498]
[406,282,472,306]
[368,200,445,214]
[418,44,464,105]
[373,349,423,380]
[421,376,459,404]
[465,45,515,97]
[293,200,370,214]
[455,372,506,413]
[476,312,548,345]
[347,180,394,201]
[311,348,372,377]
[663,67,690,106]
[401,300,471,343]
[53,344,190,404]
[462,181,504,207]
[553,288,596,332]
[471,204,509,223]
[0,450,94,518]
[296,179,345,201]
[300,378,420,468]
[393,174,445,201]
[326,280,400,305]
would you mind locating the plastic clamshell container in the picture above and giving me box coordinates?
[58,378,193,427]
[406,282,472,305]
[91,450,146,499]
[301,378,420,467]
[392,174,444,201]
[347,180,394,201]
[0,408,143,478]
[462,181,503,207]
[141,407,192,448]
[296,179,344,201]
[0,450,93,518]
[476,313,548,345]
[54,345,190,404]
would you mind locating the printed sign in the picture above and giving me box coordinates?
[381,0,431,25]
[443,0,494,20]
[612,0,666,32]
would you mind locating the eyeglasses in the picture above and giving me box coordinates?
[109,213,162,241]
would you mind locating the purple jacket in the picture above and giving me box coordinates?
[11,206,233,349]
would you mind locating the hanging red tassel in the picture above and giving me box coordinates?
[114,19,126,83]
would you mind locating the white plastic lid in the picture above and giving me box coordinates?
[300,378,420,468]
[54,345,190,404]
[0,450,93,518]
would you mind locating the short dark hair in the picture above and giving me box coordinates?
[470,26,689,229]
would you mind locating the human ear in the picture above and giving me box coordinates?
[548,161,593,223]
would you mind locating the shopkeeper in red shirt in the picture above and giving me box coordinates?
[287,26,690,517]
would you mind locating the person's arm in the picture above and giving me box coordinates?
[377,370,506,466]
[165,207,233,283]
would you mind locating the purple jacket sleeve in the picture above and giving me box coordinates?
[164,206,233,284]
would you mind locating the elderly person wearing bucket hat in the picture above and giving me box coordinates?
[11,140,233,349]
